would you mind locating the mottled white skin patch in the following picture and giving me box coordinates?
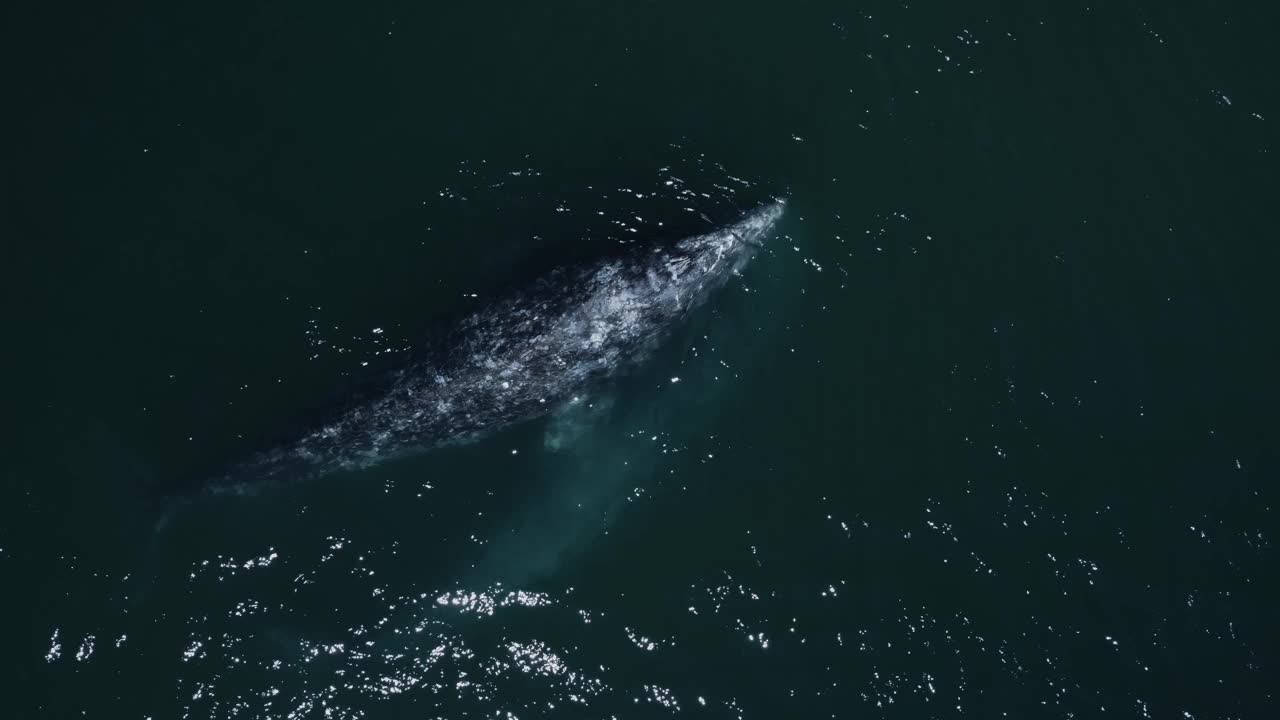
[202,201,784,495]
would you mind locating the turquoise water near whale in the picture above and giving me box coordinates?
[4,1,1276,717]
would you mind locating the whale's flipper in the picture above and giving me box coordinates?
[543,395,616,452]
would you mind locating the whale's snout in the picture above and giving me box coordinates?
[739,198,786,247]
[672,199,787,297]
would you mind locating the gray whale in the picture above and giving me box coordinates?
[188,200,785,496]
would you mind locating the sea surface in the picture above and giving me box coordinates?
[4,1,1277,718]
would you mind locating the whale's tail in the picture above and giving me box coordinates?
[80,424,181,610]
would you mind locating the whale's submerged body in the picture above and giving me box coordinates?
[190,200,785,496]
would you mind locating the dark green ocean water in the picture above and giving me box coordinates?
[5,1,1277,717]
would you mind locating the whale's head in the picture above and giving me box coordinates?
[663,199,785,306]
